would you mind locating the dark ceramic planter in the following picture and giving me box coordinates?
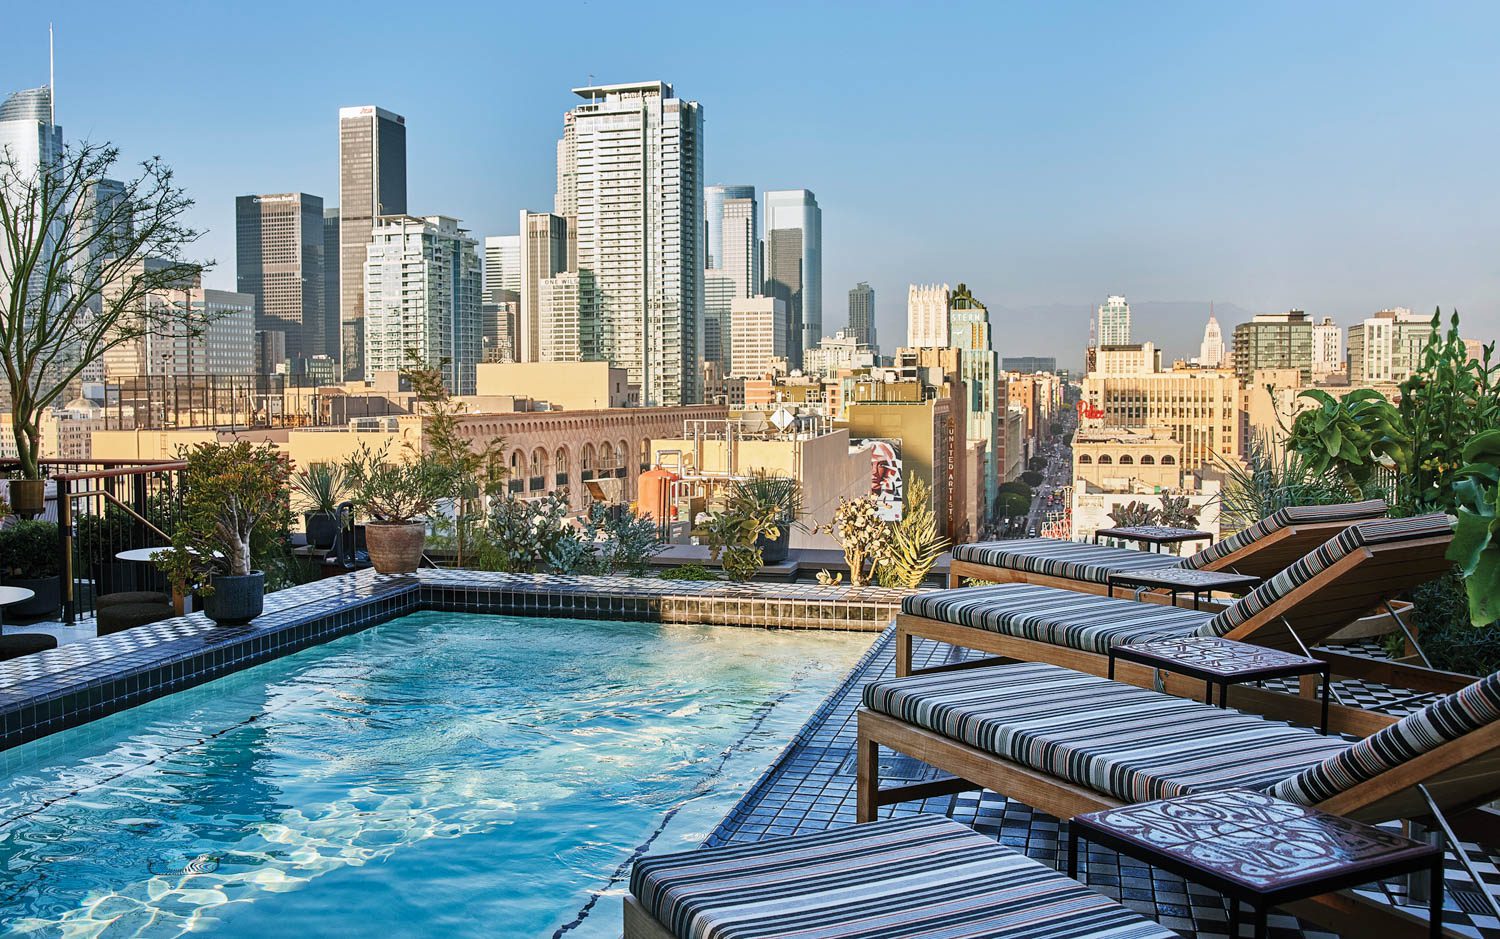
[203,571,265,625]
[305,511,340,549]
[5,575,61,618]
[755,525,792,564]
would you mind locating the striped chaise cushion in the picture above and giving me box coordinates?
[1196,514,1454,638]
[863,662,1348,804]
[951,538,1183,585]
[630,814,1177,939]
[1269,669,1500,805]
[1181,499,1388,571]
[903,583,1212,654]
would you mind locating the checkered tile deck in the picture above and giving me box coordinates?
[708,629,1500,938]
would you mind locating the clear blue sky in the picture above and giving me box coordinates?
[5,0,1498,364]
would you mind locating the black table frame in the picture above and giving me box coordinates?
[1093,526,1214,553]
[1069,806,1444,939]
[1108,637,1332,734]
[1106,569,1261,610]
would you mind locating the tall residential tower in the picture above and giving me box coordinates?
[558,81,704,405]
[847,281,877,350]
[1097,295,1131,347]
[763,189,821,367]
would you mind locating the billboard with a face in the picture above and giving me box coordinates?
[865,438,904,521]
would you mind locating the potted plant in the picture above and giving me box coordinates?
[155,440,292,625]
[730,472,803,563]
[292,462,348,549]
[343,443,455,574]
[0,519,62,617]
[7,476,45,520]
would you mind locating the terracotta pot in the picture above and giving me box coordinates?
[9,479,45,519]
[364,521,426,574]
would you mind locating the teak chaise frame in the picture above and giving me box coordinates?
[902,532,1464,737]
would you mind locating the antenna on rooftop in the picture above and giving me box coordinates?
[48,23,55,124]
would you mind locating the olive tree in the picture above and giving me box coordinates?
[0,142,204,478]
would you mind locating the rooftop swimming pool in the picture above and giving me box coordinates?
[0,611,864,937]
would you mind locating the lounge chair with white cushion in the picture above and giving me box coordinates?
[948,499,1389,596]
[857,660,1500,936]
[625,814,1178,939]
[899,514,1460,735]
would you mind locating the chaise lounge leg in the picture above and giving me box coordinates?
[857,727,880,823]
[896,625,913,677]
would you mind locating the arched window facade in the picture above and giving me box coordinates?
[1098,454,1113,465]
[582,443,596,478]
[1140,455,1155,465]
[1161,455,1176,465]
[1119,455,1134,465]
[1078,454,1093,464]
[555,446,569,485]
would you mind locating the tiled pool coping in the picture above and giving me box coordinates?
[0,569,906,753]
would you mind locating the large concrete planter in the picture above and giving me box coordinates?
[365,521,426,574]
[4,575,60,619]
[203,571,264,626]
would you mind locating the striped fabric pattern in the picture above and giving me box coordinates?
[1196,514,1454,638]
[862,662,1348,804]
[1270,669,1500,805]
[903,583,1210,654]
[951,538,1183,585]
[1180,499,1388,570]
[631,815,1178,939]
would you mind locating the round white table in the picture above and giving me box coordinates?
[0,585,36,633]
[114,547,192,615]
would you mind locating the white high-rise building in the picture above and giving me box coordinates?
[1312,316,1344,380]
[763,189,821,365]
[483,235,521,304]
[517,211,568,363]
[0,87,65,307]
[558,81,704,406]
[730,296,788,378]
[1098,295,1131,347]
[1198,314,1225,367]
[906,283,951,348]
[363,215,482,394]
[538,271,583,363]
[705,184,759,297]
[1348,308,1432,385]
[702,269,737,372]
[102,262,255,378]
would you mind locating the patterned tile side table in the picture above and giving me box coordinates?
[1108,635,1332,733]
[1069,788,1444,939]
[1107,566,1261,609]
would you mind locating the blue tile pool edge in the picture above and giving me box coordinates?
[0,569,904,753]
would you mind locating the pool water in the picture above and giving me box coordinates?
[0,612,864,937]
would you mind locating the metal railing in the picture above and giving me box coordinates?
[48,460,187,624]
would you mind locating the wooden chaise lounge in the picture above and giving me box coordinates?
[898,514,1463,736]
[625,814,1178,939]
[857,660,1500,938]
[948,499,1389,596]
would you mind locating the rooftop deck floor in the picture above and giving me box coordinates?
[705,628,1500,939]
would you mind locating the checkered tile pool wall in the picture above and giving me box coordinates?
[0,570,906,752]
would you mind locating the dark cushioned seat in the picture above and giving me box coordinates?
[97,602,173,635]
[96,591,171,610]
[631,815,1178,939]
[0,633,59,660]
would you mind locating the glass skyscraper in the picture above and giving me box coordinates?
[763,189,821,368]
[847,281,877,351]
[338,105,407,380]
[235,193,327,362]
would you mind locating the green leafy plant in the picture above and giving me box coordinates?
[291,462,348,515]
[1157,494,1201,529]
[1399,311,1500,513]
[1449,428,1500,626]
[821,495,889,587]
[1108,501,1159,528]
[659,563,719,581]
[1215,433,1355,531]
[0,520,59,579]
[543,502,661,575]
[695,498,777,581]
[1288,388,1411,494]
[876,476,948,589]
[731,472,804,527]
[343,442,456,523]
[155,441,293,594]
[401,353,505,564]
[479,490,572,572]
[1410,571,1500,674]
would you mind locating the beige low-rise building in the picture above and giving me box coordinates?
[475,361,634,410]
[1081,362,1240,471]
[1072,427,1183,491]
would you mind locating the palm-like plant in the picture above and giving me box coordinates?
[877,476,948,589]
[291,462,348,515]
[1215,433,1352,532]
[731,471,804,526]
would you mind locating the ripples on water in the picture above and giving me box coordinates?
[0,613,864,937]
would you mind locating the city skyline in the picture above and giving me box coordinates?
[3,2,1498,366]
